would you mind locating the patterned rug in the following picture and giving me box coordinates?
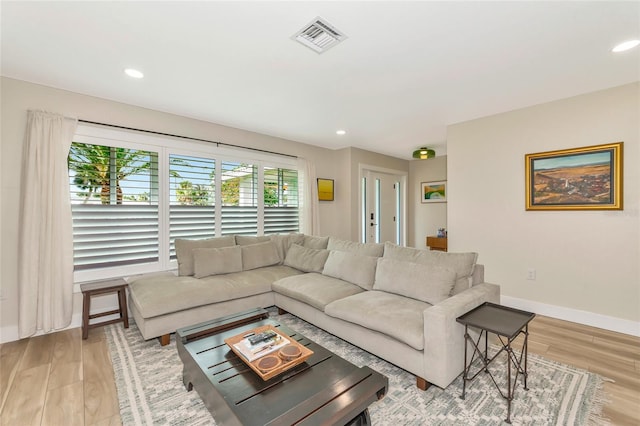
[105,312,609,425]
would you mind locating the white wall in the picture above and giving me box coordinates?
[408,156,447,248]
[3,77,636,341]
[0,77,356,342]
[448,83,639,334]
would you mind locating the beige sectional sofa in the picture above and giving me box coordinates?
[126,233,499,389]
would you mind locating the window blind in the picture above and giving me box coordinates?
[68,134,300,276]
[68,142,159,269]
[169,154,215,258]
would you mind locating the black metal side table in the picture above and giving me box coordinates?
[456,302,535,424]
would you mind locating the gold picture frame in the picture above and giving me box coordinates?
[525,142,623,210]
[317,178,334,201]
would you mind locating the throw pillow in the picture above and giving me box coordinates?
[373,257,456,305]
[241,241,281,271]
[322,250,378,290]
[283,243,329,273]
[175,235,236,276]
[192,246,242,279]
[327,237,384,257]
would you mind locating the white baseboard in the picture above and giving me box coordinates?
[0,325,19,344]
[501,295,640,337]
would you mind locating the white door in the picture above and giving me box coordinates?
[363,170,403,244]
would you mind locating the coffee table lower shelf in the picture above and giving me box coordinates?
[176,308,388,426]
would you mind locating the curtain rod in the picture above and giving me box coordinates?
[78,119,298,159]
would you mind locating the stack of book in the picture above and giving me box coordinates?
[232,330,290,362]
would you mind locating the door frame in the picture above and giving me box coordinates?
[358,163,408,245]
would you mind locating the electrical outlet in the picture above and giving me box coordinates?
[527,269,536,281]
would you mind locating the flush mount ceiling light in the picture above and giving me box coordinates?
[336,129,346,135]
[612,39,640,52]
[124,68,144,79]
[292,17,347,54]
[412,147,435,159]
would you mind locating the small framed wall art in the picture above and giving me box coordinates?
[525,142,623,210]
[317,178,334,201]
[421,181,446,203]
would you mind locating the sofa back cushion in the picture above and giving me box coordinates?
[235,235,271,246]
[373,257,456,305]
[322,250,378,290]
[175,235,237,276]
[241,241,281,271]
[302,235,329,249]
[284,243,330,273]
[383,242,477,295]
[327,237,384,257]
[192,246,243,278]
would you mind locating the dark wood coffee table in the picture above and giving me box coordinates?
[176,308,388,426]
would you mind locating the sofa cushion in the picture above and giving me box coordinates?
[235,235,271,246]
[129,265,302,319]
[322,250,378,290]
[283,244,329,273]
[302,235,329,249]
[269,233,305,263]
[373,257,456,305]
[175,235,236,276]
[192,246,243,278]
[241,241,281,271]
[383,242,478,295]
[272,273,364,311]
[325,291,430,350]
[224,265,303,290]
[327,237,384,257]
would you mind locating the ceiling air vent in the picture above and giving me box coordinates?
[292,17,347,54]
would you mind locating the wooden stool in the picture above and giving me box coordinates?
[81,278,129,339]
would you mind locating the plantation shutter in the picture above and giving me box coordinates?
[69,128,301,276]
[169,155,216,258]
[264,167,299,234]
[69,142,159,270]
[220,162,258,236]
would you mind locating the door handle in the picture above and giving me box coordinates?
[370,223,377,226]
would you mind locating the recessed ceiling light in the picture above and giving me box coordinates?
[124,68,144,79]
[336,130,346,135]
[612,39,640,53]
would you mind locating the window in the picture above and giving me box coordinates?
[68,142,159,270]
[68,125,299,280]
[169,154,215,258]
[221,162,258,236]
[264,167,299,234]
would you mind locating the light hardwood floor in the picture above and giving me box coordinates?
[1,327,120,426]
[1,315,638,425]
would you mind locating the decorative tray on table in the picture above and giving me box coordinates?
[224,324,314,381]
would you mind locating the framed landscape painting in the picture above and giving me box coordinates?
[421,181,446,203]
[525,142,623,210]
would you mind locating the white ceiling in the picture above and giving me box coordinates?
[2,1,639,159]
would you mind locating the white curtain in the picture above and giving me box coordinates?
[297,157,320,235]
[18,110,78,338]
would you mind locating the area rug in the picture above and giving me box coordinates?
[105,312,609,425]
